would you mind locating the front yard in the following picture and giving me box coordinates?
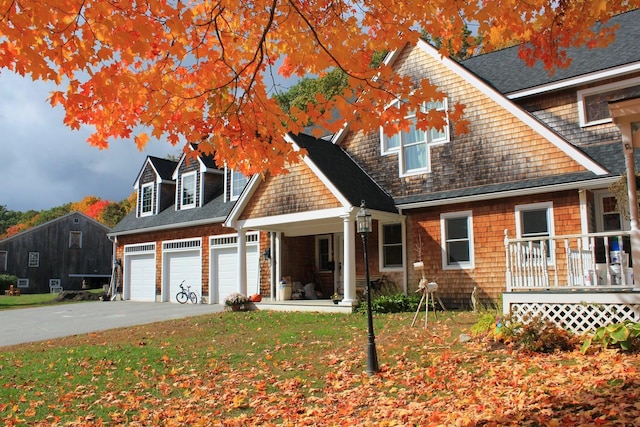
[1,310,639,426]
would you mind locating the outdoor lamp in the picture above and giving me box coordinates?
[357,200,379,375]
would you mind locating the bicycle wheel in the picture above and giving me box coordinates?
[189,292,198,304]
[176,291,188,304]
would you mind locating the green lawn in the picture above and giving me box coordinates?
[1,308,638,426]
[0,289,103,310]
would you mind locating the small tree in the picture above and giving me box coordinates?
[608,173,640,220]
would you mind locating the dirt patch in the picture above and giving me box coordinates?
[54,290,103,302]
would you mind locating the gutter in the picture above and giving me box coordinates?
[107,216,228,238]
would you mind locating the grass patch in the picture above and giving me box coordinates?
[0,289,105,310]
[1,308,639,425]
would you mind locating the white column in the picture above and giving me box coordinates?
[275,232,283,298]
[621,129,640,287]
[341,215,357,305]
[237,228,247,295]
[270,232,276,300]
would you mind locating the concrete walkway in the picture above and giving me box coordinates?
[0,301,225,347]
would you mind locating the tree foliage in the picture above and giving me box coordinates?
[1,1,637,175]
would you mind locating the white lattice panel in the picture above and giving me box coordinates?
[508,302,640,334]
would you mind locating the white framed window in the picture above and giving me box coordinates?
[577,77,640,127]
[231,170,249,201]
[69,231,83,248]
[140,183,154,216]
[515,202,555,262]
[594,191,628,232]
[380,99,449,176]
[28,252,39,268]
[379,223,403,270]
[441,211,474,269]
[181,172,197,209]
[17,278,29,288]
[315,235,332,272]
[0,250,7,271]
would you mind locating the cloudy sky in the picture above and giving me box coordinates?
[0,71,178,212]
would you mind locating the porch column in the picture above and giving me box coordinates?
[341,215,357,305]
[270,232,277,300]
[610,99,640,288]
[237,228,247,295]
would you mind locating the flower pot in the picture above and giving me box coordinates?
[333,299,339,305]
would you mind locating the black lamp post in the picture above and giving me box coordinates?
[356,200,379,375]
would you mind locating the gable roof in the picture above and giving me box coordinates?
[289,133,397,213]
[134,156,177,187]
[461,9,640,97]
[0,211,110,244]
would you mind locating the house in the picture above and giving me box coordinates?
[113,10,640,330]
[0,211,113,293]
[107,150,267,304]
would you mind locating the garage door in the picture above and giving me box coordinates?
[126,253,156,302]
[211,245,259,304]
[165,250,202,303]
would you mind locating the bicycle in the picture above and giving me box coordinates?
[176,281,198,304]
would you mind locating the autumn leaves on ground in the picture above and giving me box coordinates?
[1,311,639,426]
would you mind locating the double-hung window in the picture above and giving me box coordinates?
[380,223,403,270]
[441,211,474,269]
[515,202,555,262]
[381,99,449,176]
[181,172,196,209]
[231,170,249,201]
[140,183,154,216]
[316,235,332,272]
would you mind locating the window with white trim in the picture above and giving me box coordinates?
[316,235,332,272]
[380,223,403,270]
[181,172,196,208]
[578,77,640,127]
[231,170,249,201]
[515,202,555,261]
[28,252,39,268]
[0,250,7,272]
[141,183,154,216]
[380,99,449,176]
[69,231,83,248]
[17,278,29,288]
[441,211,474,269]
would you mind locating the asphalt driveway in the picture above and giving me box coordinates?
[0,301,225,347]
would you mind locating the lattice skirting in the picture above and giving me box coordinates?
[502,291,640,334]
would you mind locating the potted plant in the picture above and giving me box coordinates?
[224,292,249,311]
[331,292,342,304]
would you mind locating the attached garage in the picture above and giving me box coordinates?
[162,238,202,303]
[124,243,157,302]
[210,233,260,304]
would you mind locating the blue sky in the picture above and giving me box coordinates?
[0,71,178,212]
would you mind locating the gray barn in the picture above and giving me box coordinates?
[0,211,113,293]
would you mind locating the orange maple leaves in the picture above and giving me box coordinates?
[1,0,638,175]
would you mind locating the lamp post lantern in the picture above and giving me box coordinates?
[356,200,379,375]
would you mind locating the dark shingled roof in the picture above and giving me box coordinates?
[461,9,640,94]
[289,133,397,213]
[109,193,234,235]
[148,156,178,181]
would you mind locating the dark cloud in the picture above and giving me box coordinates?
[0,72,179,212]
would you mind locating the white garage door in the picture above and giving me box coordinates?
[211,245,259,304]
[127,253,156,302]
[165,250,201,303]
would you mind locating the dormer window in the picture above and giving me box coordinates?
[578,77,640,127]
[181,172,197,209]
[231,170,249,201]
[141,183,154,216]
[380,99,449,176]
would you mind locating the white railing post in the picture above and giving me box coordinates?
[504,229,512,292]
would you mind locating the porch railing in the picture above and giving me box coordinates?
[504,229,635,291]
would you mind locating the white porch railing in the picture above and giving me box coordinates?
[504,230,635,291]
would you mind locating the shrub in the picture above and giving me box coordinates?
[496,314,578,353]
[356,292,422,314]
[0,274,18,293]
[471,312,499,335]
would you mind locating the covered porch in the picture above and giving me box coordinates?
[504,230,640,333]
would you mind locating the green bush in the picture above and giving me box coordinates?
[581,321,640,353]
[496,314,578,353]
[356,292,422,314]
[0,274,18,293]
[471,312,499,335]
